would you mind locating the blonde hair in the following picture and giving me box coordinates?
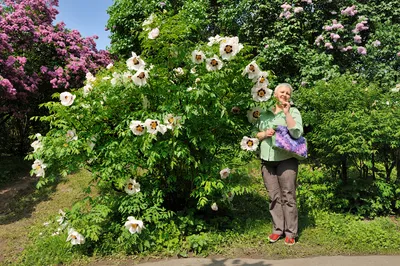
[274,83,293,94]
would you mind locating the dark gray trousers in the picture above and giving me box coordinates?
[261,158,298,238]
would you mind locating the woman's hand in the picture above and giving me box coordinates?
[282,101,291,115]
[264,128,275,137]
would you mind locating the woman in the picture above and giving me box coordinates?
[255,83,303,246]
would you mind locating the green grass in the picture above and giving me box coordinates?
[1,160,400,265]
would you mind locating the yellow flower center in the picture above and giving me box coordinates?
[168,117,174,124]
[128,183,133,190]
[35,165,41,171]
[224,45,233,53]
[195,54,202,61]
[210,59,218,66]
[136,125,144,132]
[249,64,255,72]
[71,235,77,239]
[257,89,266,97]
[137,72,145,79]
[150,121,158,129]
[228,192,232,197]
[64,96,68,100]
[131,223,138,230]
[247,140,254,147]
[259,77,265,83]
[253,111,260,118]
[133,58,139,65]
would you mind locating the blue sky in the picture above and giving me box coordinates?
[55,0,113,50]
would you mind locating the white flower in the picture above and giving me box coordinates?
[32,159,46,177]
[207,35,224,46]
[123,71,134,83]
[206,55,223,71]
[129,120,146,135]
[132,68,149,86]
[60,92,76,106]
[125,178,141,195]
[142,14,155,29]
[251,86,273,102]
[164,114,182,130]
[43,221,51,226]
[219,168,231,179]
[190,67,197,74]
[57,209,66,225]
[34,133,42,139]
[173,67,184,76]
[111,72,122,86]
[247,107,263,123]
[85,72,96,83]
[87,136,96,150]
[242,61,261,80]
[391,84,400,92]
[31,140,43,152]
[240,136,259,151]
[66,129,78,142]
[148,27,160,39]
[195,78,201,83]
[219,36,243,60]
[211,203,218,211]
[66,228,85,245]
[144,119,167,134]
[187,87,196,92]
[191,50,206,64]
[83,84,93,96]
[124,216,144,234]
[106,63,114,69]
[255,71,269,86]
[294,7,304,13]
[223,191,235,202]
[102,76,111,80]
[126,52,146,71]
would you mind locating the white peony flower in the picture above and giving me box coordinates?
[223,191,235,202]
[173,67,184,76]
[191,50,206,64]
[148,27,160,39]
[106,63,114,69]
[391,84,400,92]
[187,87,196,92]
[219,168,231,179]
[126,52,146,71]
[83,84,93,97]
[240,136,259,151]
[66,129,78,142]
[207,35,224,46]
[57,209,66,225]
[219,36,243,60]
[164,114,182,130]
[251,86,273,102]
[66,228,85,245]
[129,120,146,135]
[124,216,144,234]
[242,61,261,80]
[31,140,43,152]
[144,119,167,134]
[206,55,223,71]
[32,159,46,177]
[255,71,269,86]
[85,72,96,83]
[211,203,218,211]
[132,68,149,86]
[142,14,155,29]
[125,178,141,195]
[111,72,122,86]
[60,92,76,106]
[247,107,263,123]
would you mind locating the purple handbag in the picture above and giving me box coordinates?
[271,125,308,160]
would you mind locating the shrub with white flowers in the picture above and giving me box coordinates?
[27,7,277,254]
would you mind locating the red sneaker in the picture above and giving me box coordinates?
[284,236,296,246]
[268,234,282,243]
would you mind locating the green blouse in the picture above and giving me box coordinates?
[254,107,304,162]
